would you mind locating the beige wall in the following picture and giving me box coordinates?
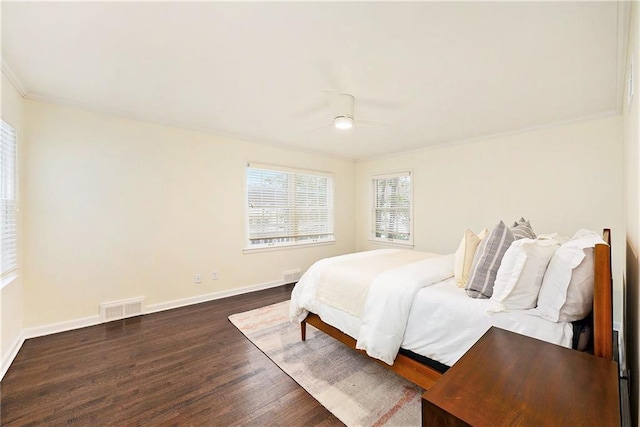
[0,73,25,365]
[624,2,640,424]
[356,116,625,322]
[21,100,356,327]
[4,64,631,392]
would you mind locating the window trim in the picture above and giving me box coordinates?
[242,239,335,254]
[244,162,335,253]
[0,272,18,291]
[369,170,414,247]
[0,120,18,280]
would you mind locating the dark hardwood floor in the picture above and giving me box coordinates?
[0,284,343,426]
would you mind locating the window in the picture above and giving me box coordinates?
[1,120,17,277]
[246,163,334,250]
[371,171,412,245]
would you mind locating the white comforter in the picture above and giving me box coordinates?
[290,249,455,365]
[290,249,574,367]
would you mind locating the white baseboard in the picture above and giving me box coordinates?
[0,279,288,381]
[22,315,101,341]
[1,331,25,381]
[2,314,102,381]
[0,315,103,382]
[145,279,285,314]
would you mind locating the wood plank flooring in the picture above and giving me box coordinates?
[1,285,343,426]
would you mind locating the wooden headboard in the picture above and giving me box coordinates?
[593,228,613,360]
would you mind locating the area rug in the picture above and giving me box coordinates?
[228,301,423,426]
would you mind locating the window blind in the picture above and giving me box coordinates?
[1,120,17,277]
[371,172,412,244]
[247,164,334,248]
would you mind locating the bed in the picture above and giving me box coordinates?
[290,227,613,390]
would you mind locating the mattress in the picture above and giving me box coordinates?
[298,276,573,367]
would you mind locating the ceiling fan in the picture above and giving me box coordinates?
[303,90,392,132]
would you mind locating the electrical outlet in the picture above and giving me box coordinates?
[194,274,202,284]
[212,271,218,280]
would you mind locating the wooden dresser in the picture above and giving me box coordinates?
[421,327,620,426]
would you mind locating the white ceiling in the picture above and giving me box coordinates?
[1,1,628,160]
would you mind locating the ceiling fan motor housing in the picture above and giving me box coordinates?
[333,94,355,129]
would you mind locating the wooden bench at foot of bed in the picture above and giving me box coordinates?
[300,229,614,391]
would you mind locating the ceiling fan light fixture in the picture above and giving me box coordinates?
[334,116,354,130]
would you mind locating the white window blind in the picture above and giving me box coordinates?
[1,120,17,277]
[371,171,412,245]
[247,164,334,248]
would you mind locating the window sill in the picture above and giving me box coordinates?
[243,239,336,254]
[368,239,414,249]
[0,272,19,291]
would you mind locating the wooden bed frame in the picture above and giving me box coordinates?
[300,229,614,390]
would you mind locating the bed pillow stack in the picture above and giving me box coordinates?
[453,228,489,288]
[465,219,537,299]
[533,229,606,322]
[458,221,606,323]
[489,235,560,312]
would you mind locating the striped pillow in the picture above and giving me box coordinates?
[511,217,536,240]
[465,221,515,299]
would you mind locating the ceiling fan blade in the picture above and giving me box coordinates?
[357,119,394,129]
[292,103,327,119]
[294,89,340,119]
[316,62,347,93]
[356,97,404,110]
[322,89,340,113]
[301,122,334,134]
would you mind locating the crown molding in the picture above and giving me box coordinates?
[616,0,632,114]
[1,58,28,98]
[357,110,620,163]
[24,92,356,162]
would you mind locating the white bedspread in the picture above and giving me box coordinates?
[290,250,574,367]
[290,249,455,365]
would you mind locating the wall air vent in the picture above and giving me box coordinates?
[283,269,301,284]
[100,297,145,323]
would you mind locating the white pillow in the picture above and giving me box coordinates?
[533,229,606,322]
[454,228,488,288]
[489,236,560,312]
